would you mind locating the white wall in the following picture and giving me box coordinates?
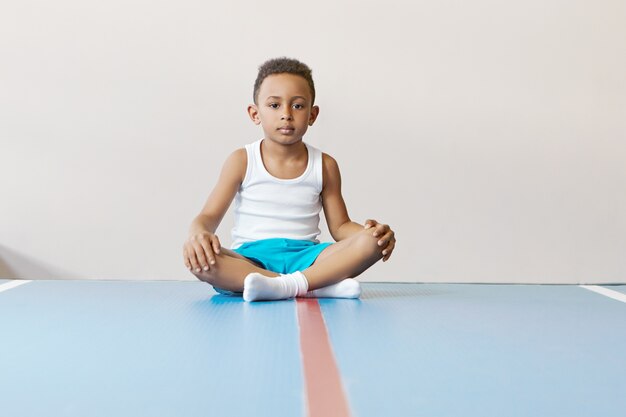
[1,0,625,283]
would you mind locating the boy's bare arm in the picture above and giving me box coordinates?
[188,213,220,236]
[191,148,246,230]
[184,148,246,271]
[321,153,396,261]
[321,153,353,241]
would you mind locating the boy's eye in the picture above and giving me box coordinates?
[268,102,305,109]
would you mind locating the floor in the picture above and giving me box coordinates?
[1,279,625,417]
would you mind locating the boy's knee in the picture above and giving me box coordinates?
[354,229,385,257]
[191,262,221,285]
[192,270,213,285]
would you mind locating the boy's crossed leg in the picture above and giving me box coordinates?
[306,228,385,286]
[191,241,376,299]
[243,229,384,301]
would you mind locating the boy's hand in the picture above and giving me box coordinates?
[183,232,222,272]
[364,219,396,262]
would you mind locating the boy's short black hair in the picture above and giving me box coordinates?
[253,57,316,105]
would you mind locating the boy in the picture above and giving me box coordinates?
[183,57,396,302]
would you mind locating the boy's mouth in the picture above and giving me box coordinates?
[277,126,295,134]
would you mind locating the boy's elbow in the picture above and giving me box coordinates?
[331,220,355,242]
[328,224,342,242]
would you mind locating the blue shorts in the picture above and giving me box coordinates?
[212,238,332,296]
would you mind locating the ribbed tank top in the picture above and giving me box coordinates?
[230,138,324,249]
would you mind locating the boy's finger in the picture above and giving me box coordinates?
[382,241,393,252]
[382,243,394,258]
[212,235,221,255]
[382,240,396,259]
[378,238,393,248]
[192,242,210,271]
[373,223,388,237]
[364,219,377,229]
[188,247,201,272]
[183,247,192,270]
[379,230,394,244]
[199,241,216,268]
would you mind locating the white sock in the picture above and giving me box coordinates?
[301,278,362,299]
[243,271,309,302]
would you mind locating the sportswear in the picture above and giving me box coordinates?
[230,138,324,250]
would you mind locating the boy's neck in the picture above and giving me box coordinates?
[261,138,307,161]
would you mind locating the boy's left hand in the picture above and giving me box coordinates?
[364,219,396,262]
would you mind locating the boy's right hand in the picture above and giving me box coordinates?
[183,232,222,272]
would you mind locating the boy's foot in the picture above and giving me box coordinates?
[301,278,361,299]
[243,271,309,302]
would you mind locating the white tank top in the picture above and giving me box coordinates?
[230,138,324,249]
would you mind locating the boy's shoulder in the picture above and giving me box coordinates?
[321,151,341,190]
[226,147,247,165]
[232,147,247,159]
[222,147,247,184]
[321,151,339,170]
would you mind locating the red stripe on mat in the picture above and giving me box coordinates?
[296,298,351,417]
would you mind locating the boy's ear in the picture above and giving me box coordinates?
[308,105,320,126]
[247,104,261,125]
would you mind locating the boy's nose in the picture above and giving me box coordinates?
[281,112,293,120]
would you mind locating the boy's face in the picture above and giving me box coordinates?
[248,73,319,146]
